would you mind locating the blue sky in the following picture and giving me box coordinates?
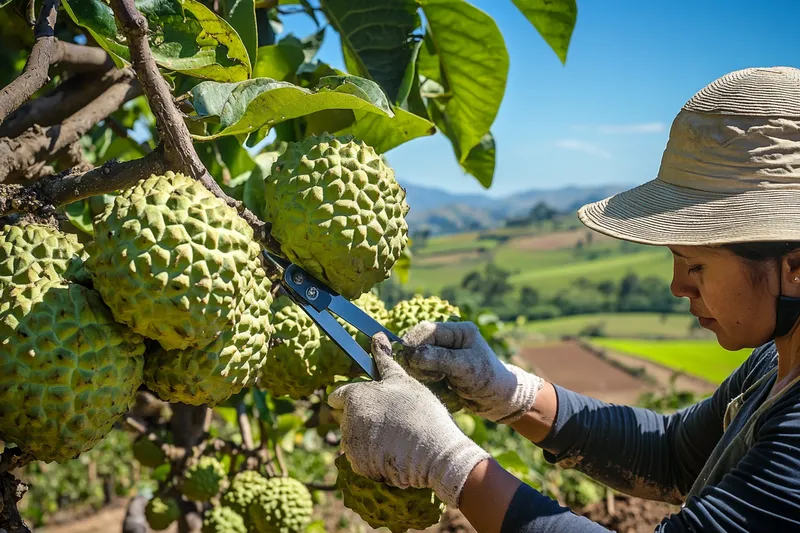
[281,0,800,197]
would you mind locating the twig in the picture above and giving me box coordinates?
[51,42,115,73]
[0,472,31,533]
[0,449,33,475]
[304,482,338,492]
[0,149,165,217]
[0,0,61,124]
[274,441,287,477]
[0,67,133,139]
[237,402,255,450]
[109,0,282,258]
[0,74,140,183]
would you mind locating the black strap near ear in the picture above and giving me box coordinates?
[773,296,800,338]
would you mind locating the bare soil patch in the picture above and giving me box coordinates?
[516,340,652,405]
[509,229,610,252]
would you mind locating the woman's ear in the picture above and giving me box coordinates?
[781,249,800,298]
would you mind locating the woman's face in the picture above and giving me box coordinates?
[669,245,778,351]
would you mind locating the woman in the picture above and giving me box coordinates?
[328,66,800,532]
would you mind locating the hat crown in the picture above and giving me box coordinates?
[682,66,800,117]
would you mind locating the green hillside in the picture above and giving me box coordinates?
[589,338,751,384]
[405,223,674,298]
[521,313,708,340]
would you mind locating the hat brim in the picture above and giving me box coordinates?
[578,178,800,246]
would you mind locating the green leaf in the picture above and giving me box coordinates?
[61,0,251,82]
[418,0,508,164]
[320,0,421,103]
[63,200,94,235]
[243,164,267,220]
[461,132,496,188]
[189,75,394,140]
[494,450,530,477]
[511,0,577,64]
[219,0,258,70]
[253,43,305,80]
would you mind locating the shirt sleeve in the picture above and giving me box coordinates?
[533,344,772,503]
[501,383,800,533]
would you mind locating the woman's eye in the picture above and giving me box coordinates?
[688,265,704,274]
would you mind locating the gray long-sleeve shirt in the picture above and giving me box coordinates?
[500,342,800,532]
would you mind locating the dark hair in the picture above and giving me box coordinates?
[721,242,800,286]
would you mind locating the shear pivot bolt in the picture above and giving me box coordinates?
[292,273,304,285]
[306,287,319,300]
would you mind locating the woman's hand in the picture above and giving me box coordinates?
[327,333,491,508]
[399,321,545,424]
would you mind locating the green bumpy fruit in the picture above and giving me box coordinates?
[386,294,461,336]
[0,277,145,463]
[265,133,410,299]
[222,470,270,515]
[132,435,166,468]
[248,477,313,533]
[318,291,389,379]
[387,295,464,411]
[146,496,180,531]
[181,456,228,501]
[259,296,323,399]
[0,223,88,296]
[335,454,445,533]
[145,268,273,406]
[87,171,264,351]
[202,505,248,533]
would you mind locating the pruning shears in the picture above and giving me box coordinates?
[262,250,402,381]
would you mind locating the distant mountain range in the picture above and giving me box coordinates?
[399,182,633,235]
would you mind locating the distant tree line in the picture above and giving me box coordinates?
[379,261,688,321]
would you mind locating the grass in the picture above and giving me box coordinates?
[589,338,751,384]
[521,312,707,339]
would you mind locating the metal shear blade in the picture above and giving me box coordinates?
[262,250,400,381]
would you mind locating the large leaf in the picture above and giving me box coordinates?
[320,0,421,103]
[511,0,577,64]
[219,0,258,70]
[189,75,394,140]
[418,0,508,165]
[253,43,305,80]
[61,0,251,81]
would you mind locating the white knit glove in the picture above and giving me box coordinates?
[400,321,544,424]
[327,333,491,508]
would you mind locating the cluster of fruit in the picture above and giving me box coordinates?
[0,133,464,532]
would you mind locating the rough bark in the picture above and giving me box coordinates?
[0,67,133,139]
[0,0,61,124]
[0,76,140,183]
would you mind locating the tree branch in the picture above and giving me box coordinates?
[0,73,140,183]
[109,0,281,257]
[0,67,133,139]
[51,42,115,74]
[0,150,166,217]
[0,0,61,124]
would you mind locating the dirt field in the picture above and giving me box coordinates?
[509,229,611,252]
[516,340,653,405]
[415,249,484,266]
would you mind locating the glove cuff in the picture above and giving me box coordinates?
[430,437,491,508]
[483,364,545,424]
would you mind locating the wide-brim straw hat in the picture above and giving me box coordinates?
[578,66,800,246]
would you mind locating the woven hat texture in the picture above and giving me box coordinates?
[578,67,800,245]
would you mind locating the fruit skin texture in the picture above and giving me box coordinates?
[181,456,228,501]
[132,435,167,468]
[248,477,313,533]
[386,294,460,336]
[146,496,180,531]
[386,295,464,411]
[202,505,248,533]
[259,296,322,399]
[0,277,145,463]
[0,223,88,296]
[335,454,445,533]
[86,171,264,351]
[222,470,270,516]
[265,133,410,299]
[145,268,273,406]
